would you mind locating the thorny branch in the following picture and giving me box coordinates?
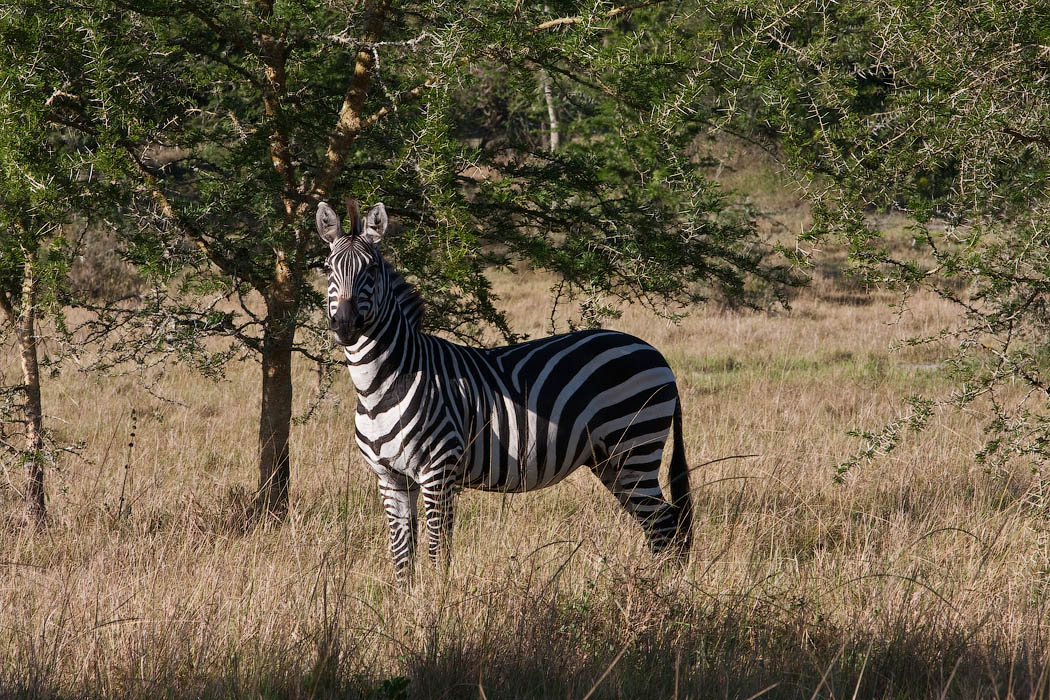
[531,0,674,32]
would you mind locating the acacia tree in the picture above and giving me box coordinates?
[0,221,56,525]
[33,0,798,518]
[716,0,1050,474]
[0,5,96,524]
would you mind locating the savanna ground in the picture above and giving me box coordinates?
[3,155,1050,699]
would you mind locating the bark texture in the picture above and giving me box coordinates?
[255,262,296,518]
[0,246,47,525]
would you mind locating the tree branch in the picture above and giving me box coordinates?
[181,0,254,53]
[531,0,672,32]
[121,145,263,288]
[171,37,261,87]
[43,90,261,288]
[350,2,663,138]
[111,0,253,53]
[1003,127,1050,149]
[311,0,393,201]
[257,0,298,224]
[360,79,438,130]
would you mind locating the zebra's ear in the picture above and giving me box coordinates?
[362,203,388,244]
[316,202,345,245]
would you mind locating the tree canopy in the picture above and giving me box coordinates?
[4,0,798,516]
[724,0,1050,473]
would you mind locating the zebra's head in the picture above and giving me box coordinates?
[316,200,389,346]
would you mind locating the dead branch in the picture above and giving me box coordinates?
[531,0,671,32]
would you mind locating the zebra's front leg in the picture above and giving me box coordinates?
[376,470,420,583]
[420,469,457,565]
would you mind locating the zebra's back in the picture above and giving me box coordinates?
[449,329,678,492]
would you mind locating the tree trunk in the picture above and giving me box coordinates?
[253,0,391,518]
[255,261,296,520]
[539,6,559,154]
[540,69,560,153]
[18,313,46,526]
[9,247,46,525]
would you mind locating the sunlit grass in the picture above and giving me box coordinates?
[2,154,1048,697]
[3,259,1047,698]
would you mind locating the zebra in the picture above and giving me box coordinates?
[317,200,693,581]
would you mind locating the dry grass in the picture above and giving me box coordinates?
[3,154,1049,697]
[2,269,1048,699]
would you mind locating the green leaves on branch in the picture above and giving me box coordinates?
[834,397,933,484]
[731,0,1050,472]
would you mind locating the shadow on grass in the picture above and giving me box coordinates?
[401,595,1049,700]
[7,591,1044,700]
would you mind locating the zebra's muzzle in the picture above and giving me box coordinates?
[330,298,363,345]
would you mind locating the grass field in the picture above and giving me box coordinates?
[3,167,1050,698]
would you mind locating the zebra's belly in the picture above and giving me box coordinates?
[459,449,588,493]
[455,416,592,493]
[455,368,679,492]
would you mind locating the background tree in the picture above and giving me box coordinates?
[0,5,97,524]
[0,220,55,526]
[718,0,1050,475]
[31,0,798,518]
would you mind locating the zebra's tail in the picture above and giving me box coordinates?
[669,396,694,552]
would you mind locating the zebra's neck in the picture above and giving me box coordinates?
[342,279,426,410]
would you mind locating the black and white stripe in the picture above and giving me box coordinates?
[317,201,693,580]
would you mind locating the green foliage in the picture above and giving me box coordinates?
[724,0,1050,473]
[15,1,799,345]
[0,0,807,506]
[834,396,934,483]
[0,5,79,311]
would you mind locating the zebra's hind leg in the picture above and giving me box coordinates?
[591,444,681,553]
[376,469,420,584]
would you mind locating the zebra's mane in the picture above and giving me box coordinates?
[380,256,424,330]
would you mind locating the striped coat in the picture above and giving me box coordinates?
[318,201,692,580]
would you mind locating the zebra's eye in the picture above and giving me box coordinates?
[322,262,332,274]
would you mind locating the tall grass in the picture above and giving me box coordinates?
[3,269,1048,699]
[4,149,1049,697]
